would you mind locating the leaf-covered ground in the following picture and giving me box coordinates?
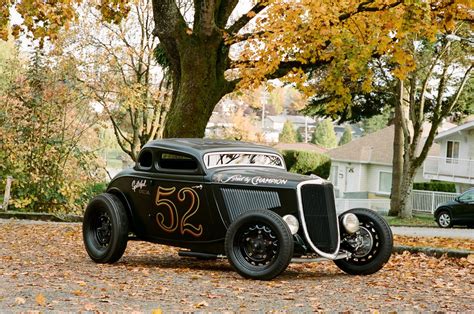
[0,220,473,312]
[395,235,474,251]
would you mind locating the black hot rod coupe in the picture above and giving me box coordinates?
[83,139,393,280]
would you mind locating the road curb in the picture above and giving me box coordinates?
[0,211,82,222]
[393,245,473,258]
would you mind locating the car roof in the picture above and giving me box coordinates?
[143,138,281,157]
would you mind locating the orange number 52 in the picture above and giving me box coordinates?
[155,186,203,237]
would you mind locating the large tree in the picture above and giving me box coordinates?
[304,24,473,218]
[5,0,465,138]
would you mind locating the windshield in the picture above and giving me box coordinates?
[204,152,285,170]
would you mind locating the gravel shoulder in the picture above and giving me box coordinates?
[0,220,473,312]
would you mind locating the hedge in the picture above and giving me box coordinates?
[281,150,331,179]
[413,181,456,193]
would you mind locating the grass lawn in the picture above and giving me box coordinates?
[383,213,437,227]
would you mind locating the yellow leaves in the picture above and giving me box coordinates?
[246,11,257,18]
[35,293,46,306]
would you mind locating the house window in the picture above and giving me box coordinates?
[378,171,392,194]
[446,141,460,164]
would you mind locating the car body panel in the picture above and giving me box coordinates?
[435,189,474,227]
[106,139,338,255]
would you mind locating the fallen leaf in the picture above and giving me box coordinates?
[152,309,163,314]
[467,254,474,264]
[35,294,46,306]
[84,303,94,311]
[15,297,26,305]
[195,301,209,308]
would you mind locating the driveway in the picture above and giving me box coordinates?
[0,220,473,311]
[391,226,474,239]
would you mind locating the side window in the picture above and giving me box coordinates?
[158,152,198,171]
[137,150,153,169]
[459,190,474,203]
[378,171,392,194]
[446,140,459,164]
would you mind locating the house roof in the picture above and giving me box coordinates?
[435,120,474,141]
[273,142,328,154]
[327,125,395,165]
[327,122,447,165]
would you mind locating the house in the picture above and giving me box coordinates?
[423,120,474,192]
[326,122,455,199]
[327,126,400,198]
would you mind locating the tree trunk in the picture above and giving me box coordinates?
[399,167,416,218]
[163,53,227,138]
[159,33,231,138]
[389,81,404,216]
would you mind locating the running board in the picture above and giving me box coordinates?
[178,250,223,260]
[291,252,350,263]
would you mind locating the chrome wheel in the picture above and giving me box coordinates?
[437,211,452,228]
[343,222,379,263]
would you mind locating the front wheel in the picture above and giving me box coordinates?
[83,193,129,263]
[335,208,393,275]
[436,210,452,228]
[225,210,294,280]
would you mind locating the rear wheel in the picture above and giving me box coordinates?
[436,210,452,228]
[83,193,129,263]
[335,208,393,275]
[225,210,293,280]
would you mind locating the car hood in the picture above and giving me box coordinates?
[210,167,329,189]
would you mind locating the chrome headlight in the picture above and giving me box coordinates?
[341,213,360,234]
[283,215,299,235]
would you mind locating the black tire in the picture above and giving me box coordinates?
[436,210,453,228]
[335,208,393,275]
[83,193,129,263]
[225,210,294,280]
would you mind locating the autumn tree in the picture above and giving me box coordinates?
[387,29,473,218]
[339,126,352,146]
[0,50,102,213]
[221,107,263,142]
[65,0,172,161]
[5,0,469,139]
[311,119,337,149]
[279,120,298,143]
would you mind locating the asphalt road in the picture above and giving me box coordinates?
[391,226,474,239]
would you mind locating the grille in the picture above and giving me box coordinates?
[300,183,338,253]
[221,188,281,222]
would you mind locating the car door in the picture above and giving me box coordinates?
[146,150,218,243]
[456,190,474,223]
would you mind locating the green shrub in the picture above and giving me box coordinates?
[413,181,456,192]
[281,150,331,179]
[75,182,108,209]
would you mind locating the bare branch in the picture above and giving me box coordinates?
[227,1,268,35]
[216,0,239,28]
